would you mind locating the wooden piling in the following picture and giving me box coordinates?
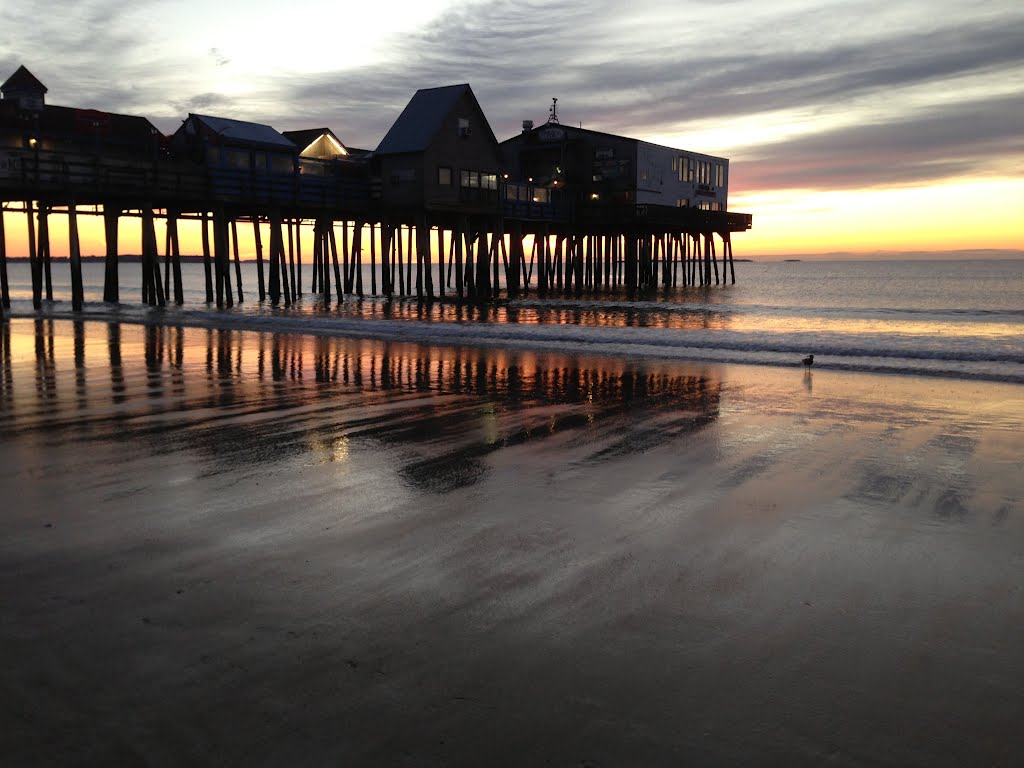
[507,221,522,298]
[380,221,393,297]
[268,210,282,305]
[102,205,120,303]
[68,201,83,311]
[341,220,351,294]
[454,220,464,299]
[351,221,364,296]
[212,208,232,308]
[253,217,266,301]
[1,202,10,314]
[280,219,292,306]
[369,222,377,296]
[141,207,165,306]
[436,224,445,298]
[395,223,405,297]
[231,218,244,303]
[39,205,53,302]
[26,201,41,308]
[329,221,343,302]
[200,211,213,303]
[725,232,736,284]
[287,219,298,297]
[711,233,720,285]
[168,210,184,305]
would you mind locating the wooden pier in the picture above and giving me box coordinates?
[1,68,752,318]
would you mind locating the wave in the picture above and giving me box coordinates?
[8,298,1024,385]
[510,296,1024,322]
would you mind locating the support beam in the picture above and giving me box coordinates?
[169,210,184,305]
[0,203,7,318]
[103,205,120,304]
[253,217,266,301]
[68,201,83,311]
[231,218,244,303]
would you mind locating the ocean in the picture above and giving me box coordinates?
[4,257,1022,383]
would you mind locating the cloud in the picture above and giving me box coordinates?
[734,93,1024,191]
[209,48,231,67]
[3,0,1022,194]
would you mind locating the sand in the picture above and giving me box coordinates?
[2,317,1023,766]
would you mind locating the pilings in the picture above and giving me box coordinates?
[0,200,740,313]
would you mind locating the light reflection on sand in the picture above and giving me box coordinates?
[1,318,1024,765]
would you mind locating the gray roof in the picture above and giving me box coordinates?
[376,84,488,155]
[191,114,295,149]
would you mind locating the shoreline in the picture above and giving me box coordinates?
[5,304,1024,387]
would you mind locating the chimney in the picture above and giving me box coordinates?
[522,119,534,133]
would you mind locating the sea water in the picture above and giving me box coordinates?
[4,258,1022,383]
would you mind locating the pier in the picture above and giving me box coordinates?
[1,67,752,318]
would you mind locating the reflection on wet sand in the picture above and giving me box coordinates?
[3,319,721,492]
[295,294,735,332]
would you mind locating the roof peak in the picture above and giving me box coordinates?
[2,65,48,95]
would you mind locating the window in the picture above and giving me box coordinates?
[460,170,480,188]
[482,173,498,190]
[532,188,550,204]
[390,168,416,185]
[715,163,725,187]
[438,167,452,186]
[458,118,471,137]
[270,154,294,175]
[225,148,250,170]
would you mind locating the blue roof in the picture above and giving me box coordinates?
[376,84,480,155]
[191,114,295,150]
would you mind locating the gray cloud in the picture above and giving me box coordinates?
[734,93,1024,191]
[3,0,1022,193]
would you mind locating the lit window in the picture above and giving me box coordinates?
[438,167,452,186]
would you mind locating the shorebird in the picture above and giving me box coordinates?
[802,354,814,366]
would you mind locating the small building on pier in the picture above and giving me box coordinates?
[170,114,296,176]
[500,113,738,228]
[282,127,348,172]
[373,84,504,214]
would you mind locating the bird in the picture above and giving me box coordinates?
[802,354,814,366]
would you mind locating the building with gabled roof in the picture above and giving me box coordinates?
[1,65,48,112]
[374,84,503,213]
[0,65,160,159]
[283,128,348,159]
[169,113,296,173]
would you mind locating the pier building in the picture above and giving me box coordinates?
[0,65,752,321]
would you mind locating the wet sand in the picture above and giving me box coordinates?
[2,318,1023,766]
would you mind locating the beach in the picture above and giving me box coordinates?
[2,317,1023,765]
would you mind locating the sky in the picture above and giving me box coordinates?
[2,0,1023,258]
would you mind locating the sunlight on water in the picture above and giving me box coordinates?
[4,259,1023,383]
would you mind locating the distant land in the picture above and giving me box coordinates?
[747,249,1024,261]
[3,250,1022,263]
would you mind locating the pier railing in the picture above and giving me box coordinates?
[0,148,369,211]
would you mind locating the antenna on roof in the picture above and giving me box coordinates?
[548,97,559,124]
